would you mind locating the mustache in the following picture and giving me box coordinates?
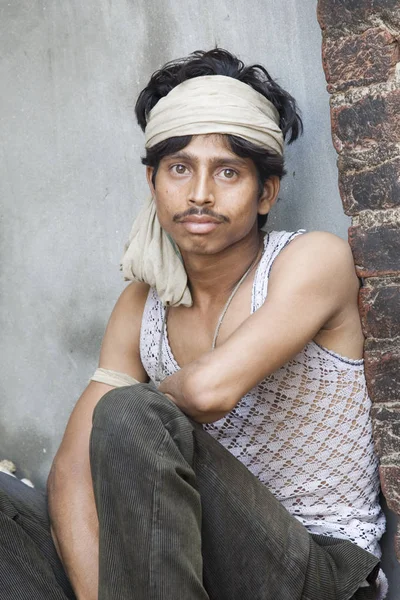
[173,207,230,223]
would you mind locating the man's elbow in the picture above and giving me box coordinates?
[182,369,236,423]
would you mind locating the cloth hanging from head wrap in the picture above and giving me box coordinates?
[121,197,192,306]
[121,75,284,307]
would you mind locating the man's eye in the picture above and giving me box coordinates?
[222,168,236,179]
[172,164,187,175]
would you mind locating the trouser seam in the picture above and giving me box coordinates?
[199,459,310,582]
[148,429,171,600]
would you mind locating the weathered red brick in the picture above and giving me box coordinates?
[371,403,400,460]
[349,224,400,277]
[380,465,400,516]
[331,90,400,152]
[322,29,399,93]
[338,144,399,173]
[340,158,400,215]
[360,282,400,339]
[318,0,400,554]
[318,0,372,31]
[364,348,400,402]
[318,0,400,32]
[396,528,400,562]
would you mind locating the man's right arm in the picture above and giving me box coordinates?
[47,281,149,600]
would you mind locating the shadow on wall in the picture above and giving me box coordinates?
[60,314,106,368]
[0,417,53,488]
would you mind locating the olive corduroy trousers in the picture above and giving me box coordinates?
[0,384,380,599]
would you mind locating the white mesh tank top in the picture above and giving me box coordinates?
[140,230,385,557]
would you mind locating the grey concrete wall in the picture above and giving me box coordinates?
[3,1,397,595]
[1,0,348,485]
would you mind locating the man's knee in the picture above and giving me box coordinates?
[90,384,196,469]
[92,383,183,438]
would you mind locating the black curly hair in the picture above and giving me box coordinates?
[135,48,303,228]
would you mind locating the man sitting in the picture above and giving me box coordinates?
[0,48,386,600]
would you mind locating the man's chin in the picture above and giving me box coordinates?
[174,237,234,257]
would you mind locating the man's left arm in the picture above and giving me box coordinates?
[159,232,361,422]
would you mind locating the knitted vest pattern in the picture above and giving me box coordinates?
[140,230,385,557]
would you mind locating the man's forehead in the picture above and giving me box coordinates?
[160,134,250,164]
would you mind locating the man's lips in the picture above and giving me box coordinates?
[177,215,222,234]
[179,215,221,224]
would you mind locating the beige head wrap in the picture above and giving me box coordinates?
[121,75,284,307]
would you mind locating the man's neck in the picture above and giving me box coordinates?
[180,229,264,310]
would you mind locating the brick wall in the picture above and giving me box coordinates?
[317,0,400,557]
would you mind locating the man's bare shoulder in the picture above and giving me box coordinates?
[115,280,150,312]
[268,231,358,295]
[104,281,150,333]
[278,230,354,266]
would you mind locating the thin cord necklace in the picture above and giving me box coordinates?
[211,246,262,349]
[156,240,263,385]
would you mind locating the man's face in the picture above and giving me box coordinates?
[146,134,279,256]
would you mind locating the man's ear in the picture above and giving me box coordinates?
[258,176,280,216]
[146,166,156,196]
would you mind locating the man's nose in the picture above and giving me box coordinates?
[188,171,214,206]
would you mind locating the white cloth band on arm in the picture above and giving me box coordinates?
[91,368,140,388]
